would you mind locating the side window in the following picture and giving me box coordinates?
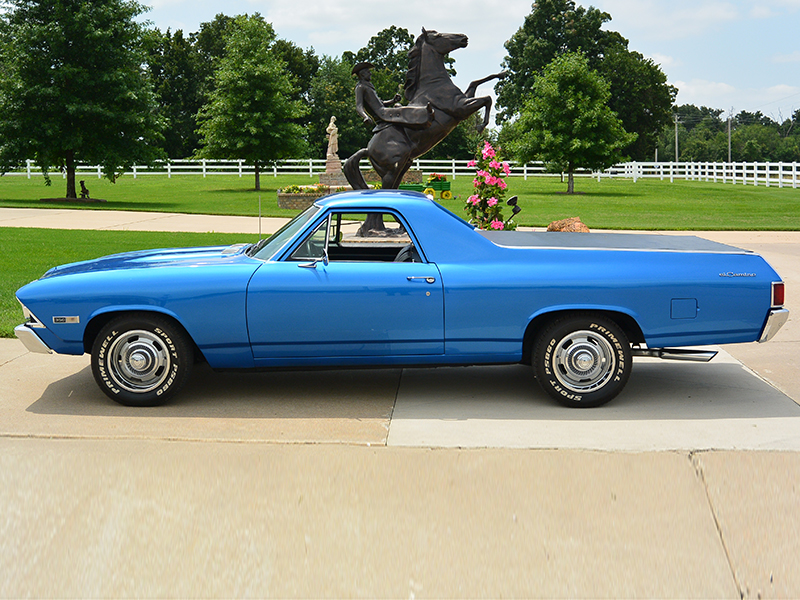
[288,217,329,261]
[327,212,419,262]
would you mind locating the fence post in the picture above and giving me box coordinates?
[202,159,207,178]
[451,158,456,180]
[309,158,313,178]
[238,160,242,178]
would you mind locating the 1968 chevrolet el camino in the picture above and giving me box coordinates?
[15,190,789,408]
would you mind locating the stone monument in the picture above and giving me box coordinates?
[319,116,349,187]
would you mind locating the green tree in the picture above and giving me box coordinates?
[307,55,369,159]
[0,0,164,198]
[145,28,203,158]
[271,39,320,104]
[497,0,673,160]
[598,46,676,160]
[195,14,308,191]
[192,13,234,98]
[506,52,636,193]
[496,0,619,123]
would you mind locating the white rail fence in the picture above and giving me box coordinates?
[6,158,800,188]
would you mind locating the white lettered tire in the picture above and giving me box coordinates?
[91,314,193,406]
[533,314,632,408]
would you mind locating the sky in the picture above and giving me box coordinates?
[142,0,800,123]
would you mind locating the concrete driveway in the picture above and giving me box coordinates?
[1,210,798,598]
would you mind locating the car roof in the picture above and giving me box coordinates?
[314,189,436,211]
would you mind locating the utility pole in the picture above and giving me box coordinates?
[674,114,680,161]
[728,107,733,163]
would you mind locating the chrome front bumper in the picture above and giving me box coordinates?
[759,308,790,343]
[14,324,53,354]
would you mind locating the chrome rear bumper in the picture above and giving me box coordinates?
[759,308,790,343]
[14,324,53,354]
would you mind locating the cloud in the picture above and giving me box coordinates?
[648,53,679,69]
[673,79,800,117]
[772,51,800,63]
[749,5,776,18]
[673,79,737,106]
[597,0,739,41]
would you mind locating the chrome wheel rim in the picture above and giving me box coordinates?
[107,330,171,394]
[552,330,616,394]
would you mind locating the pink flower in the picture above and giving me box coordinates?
[487,197,498,207]
[490,219,504,230]
[468,194,480,205]
[503,162,511,176]
[476,170,490,179]
[489,160,502,171]
[498,179,508,190]
[482,141,496,160]
[467,159,477,168]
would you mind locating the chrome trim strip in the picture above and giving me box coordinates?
[759,308,789,343]
[14,324,53,354]
[489,243,747,255]
[19,302,46,329]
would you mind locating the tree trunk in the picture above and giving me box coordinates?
[567,169,575,194]
[65,150,77,199]
[254,160,261,191]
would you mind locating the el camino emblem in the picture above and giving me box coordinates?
[53,316,80,324]
[719,272,756,278]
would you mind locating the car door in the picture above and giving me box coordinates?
[246,211,444,362]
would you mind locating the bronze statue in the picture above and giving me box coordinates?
[352,62,434,130]
[344,29,506,191]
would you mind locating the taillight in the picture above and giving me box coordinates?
[772,282,785,307]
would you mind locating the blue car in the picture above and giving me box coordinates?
[15,190,789,407]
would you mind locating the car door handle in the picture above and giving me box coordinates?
[407,276,436,284]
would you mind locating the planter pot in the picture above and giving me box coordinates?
[277,192,324,210]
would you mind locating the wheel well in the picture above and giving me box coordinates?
[83,310,204,361]
[522,309,645,364]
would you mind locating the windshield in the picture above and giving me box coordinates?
[248,204,322,260]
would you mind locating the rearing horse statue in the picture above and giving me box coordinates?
[343,29,506,191]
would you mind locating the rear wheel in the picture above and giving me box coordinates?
[533,314,631,408]
[91,314,193,406]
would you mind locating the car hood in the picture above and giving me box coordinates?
[40,243,254,279]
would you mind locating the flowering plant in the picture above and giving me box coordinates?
[280,184,330,194]
[464,141,516,230]
[426,173,447,183]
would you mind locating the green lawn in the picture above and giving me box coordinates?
[1,228,247,338]
[2,172,799,230]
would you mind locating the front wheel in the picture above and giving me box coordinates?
[533,314,632,408]
[91,314,193,406]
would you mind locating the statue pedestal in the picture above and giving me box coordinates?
[320,155,349,187]
[364,169,422,184]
